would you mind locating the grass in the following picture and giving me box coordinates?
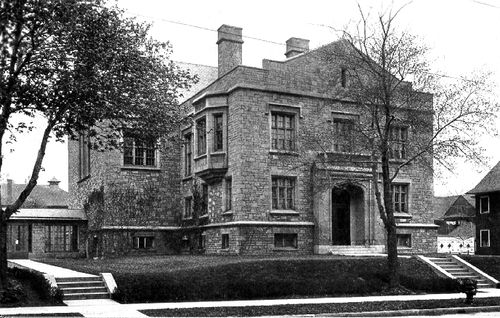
[40,255,458,303]
[1,274,61,307]
[461,255,500,280]
[141,297,500,317]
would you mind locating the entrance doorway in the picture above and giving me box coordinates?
[332,189,350,245]
[7,224,31,259]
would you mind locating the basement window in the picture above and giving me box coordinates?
[274,233,298,249]
[133,236,154,249]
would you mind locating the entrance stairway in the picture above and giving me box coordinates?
[55,276,110,300]
[420,255,499,289]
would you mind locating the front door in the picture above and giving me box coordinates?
[7,224,30,259]
[332,189,350,245]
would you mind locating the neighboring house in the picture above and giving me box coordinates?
[433,195,475,254]
[3,178,86,259]
[468,161,500,255]
[68,24,438,257]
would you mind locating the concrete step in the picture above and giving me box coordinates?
[60,286,108,294]
[55,276,99,283]
[63,292,110,300]
[57,281,105,288]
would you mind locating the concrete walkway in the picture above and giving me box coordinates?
[1,288,500,317]
[8,259,97,278]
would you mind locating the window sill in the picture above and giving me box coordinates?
[211,151,226,156]
[480,211,490,214]
[194,154,207,160]
[271,210,299,215]
[222,211,233,216]
[269,150,299,156]
[182,217,193,221]
[182,175,193,181]
[121,166,161,172]
[273,247,298,251]
[394,213,412,219]
[199,214,209,219]
[397,246,412,250]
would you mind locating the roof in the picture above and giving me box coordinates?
[445,222,475,239]
[176,62,218,103]
[433,195,475,221]
[1,180,68,208]
[468,161,500,194]
[9,209,86,221]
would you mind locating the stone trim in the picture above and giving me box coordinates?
[396,223,439,228]
[201,221,315,229]
[101,226,180,230]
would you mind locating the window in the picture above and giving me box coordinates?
[225,178,232,211]
[389,127,408,159]
[274,233,298,249]
[214,114,224,152]
[480,229,490,247]
[184,134,192,176]
[201,184,208,216]
[480,196,490,214]
[332,118,354,153]
[184,197,192,218]
[78,132,90,179]
[271,113,295,151]
[47,225,78,252]
[392,184,408,213]
[198,233,206,250]
[133,236,154,249]
[221,234,229,249]
[197,118,206,156]
[340,68,348,88]
[272,177,295,210]
[397,234,411,247]
[123,131,157,167]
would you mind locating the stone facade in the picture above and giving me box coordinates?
[68,24,438,256]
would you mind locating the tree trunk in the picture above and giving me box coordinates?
[386,223,399,287]
[0,215,8,290]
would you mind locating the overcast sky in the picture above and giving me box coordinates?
[2,0,499,196]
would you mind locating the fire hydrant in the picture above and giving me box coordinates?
[457,278,477,304]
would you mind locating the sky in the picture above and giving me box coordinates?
[2,0,500,196]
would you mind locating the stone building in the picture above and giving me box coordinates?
[68,24,438,257]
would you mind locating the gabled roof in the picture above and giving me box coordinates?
[468,161,500,194]
[1,180,68,208]
[177,62,218,103]
[433,195,475,221]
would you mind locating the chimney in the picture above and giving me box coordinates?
[7,179,12,204]
[217,24,243,77]
[48,177,60,189]
[285,37,309,58]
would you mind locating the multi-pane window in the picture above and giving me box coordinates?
[123,132,156,167]
[397,234,411,247]
[480,196,490,214]
[201,184,208,216]
[271,113,295,151]
[133,236,154,249]
[272,177,295,210]
[389,127,408,159]
[480,229,490,247]
[184,197,192,218]
[332,119,354,153]
[78,132,90,179]
[47,225,78,252]
[214,114,224,152]
[340,68,348,88]
[274,233,298,249]
[225,178,232,211]
[197,118,207,156]
[392,184,408,213]
[184,134,192,176]
[221,233,229,249]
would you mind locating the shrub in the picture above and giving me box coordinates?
[9,267,64,304]
[0,278,27,304]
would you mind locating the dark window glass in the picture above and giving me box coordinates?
[272,177,295,210]
[214,114,224,151]
[202,184,208,215]
[480,230,490,247]
[134,236,154,249]
[184,134,192,176]
[389,127,408,159]
[79,132,90,178]
[274,233,298,248]
[480,196,489,214]
[197,118,207,156]
[47,225,77,252]
[332,119,354,152]
[392,184,408,213]
[184,197,192,218]
[222,234,229,249]
[271,113,295,151]
[397,234,411,247]
[123,131,157,167]
[226,178,232,211]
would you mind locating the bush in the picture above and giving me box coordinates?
[9,267,64,304]
[0,278,27,304]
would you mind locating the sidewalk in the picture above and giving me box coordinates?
[1,288,500,317]
[8,259,96,278]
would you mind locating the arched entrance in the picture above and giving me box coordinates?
[331,184,365,245]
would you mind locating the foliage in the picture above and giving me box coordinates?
[0,277,26,304]
[0,0,196,288]
[9,267,63,304]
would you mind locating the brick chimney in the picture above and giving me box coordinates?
[48,177,60,189]
[217,24,243,77]
[285,37,309,58]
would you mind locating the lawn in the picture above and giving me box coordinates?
[461,255,500,280]
[40,255,458,303]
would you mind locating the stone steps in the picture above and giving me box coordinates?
[55,276,110,301]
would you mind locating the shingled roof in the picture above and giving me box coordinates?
[177,62,218,103]
[468,161,500,194]
[433,195,475,221]
[1,178,68,208]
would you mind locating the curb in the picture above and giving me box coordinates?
[324,305,500,317]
